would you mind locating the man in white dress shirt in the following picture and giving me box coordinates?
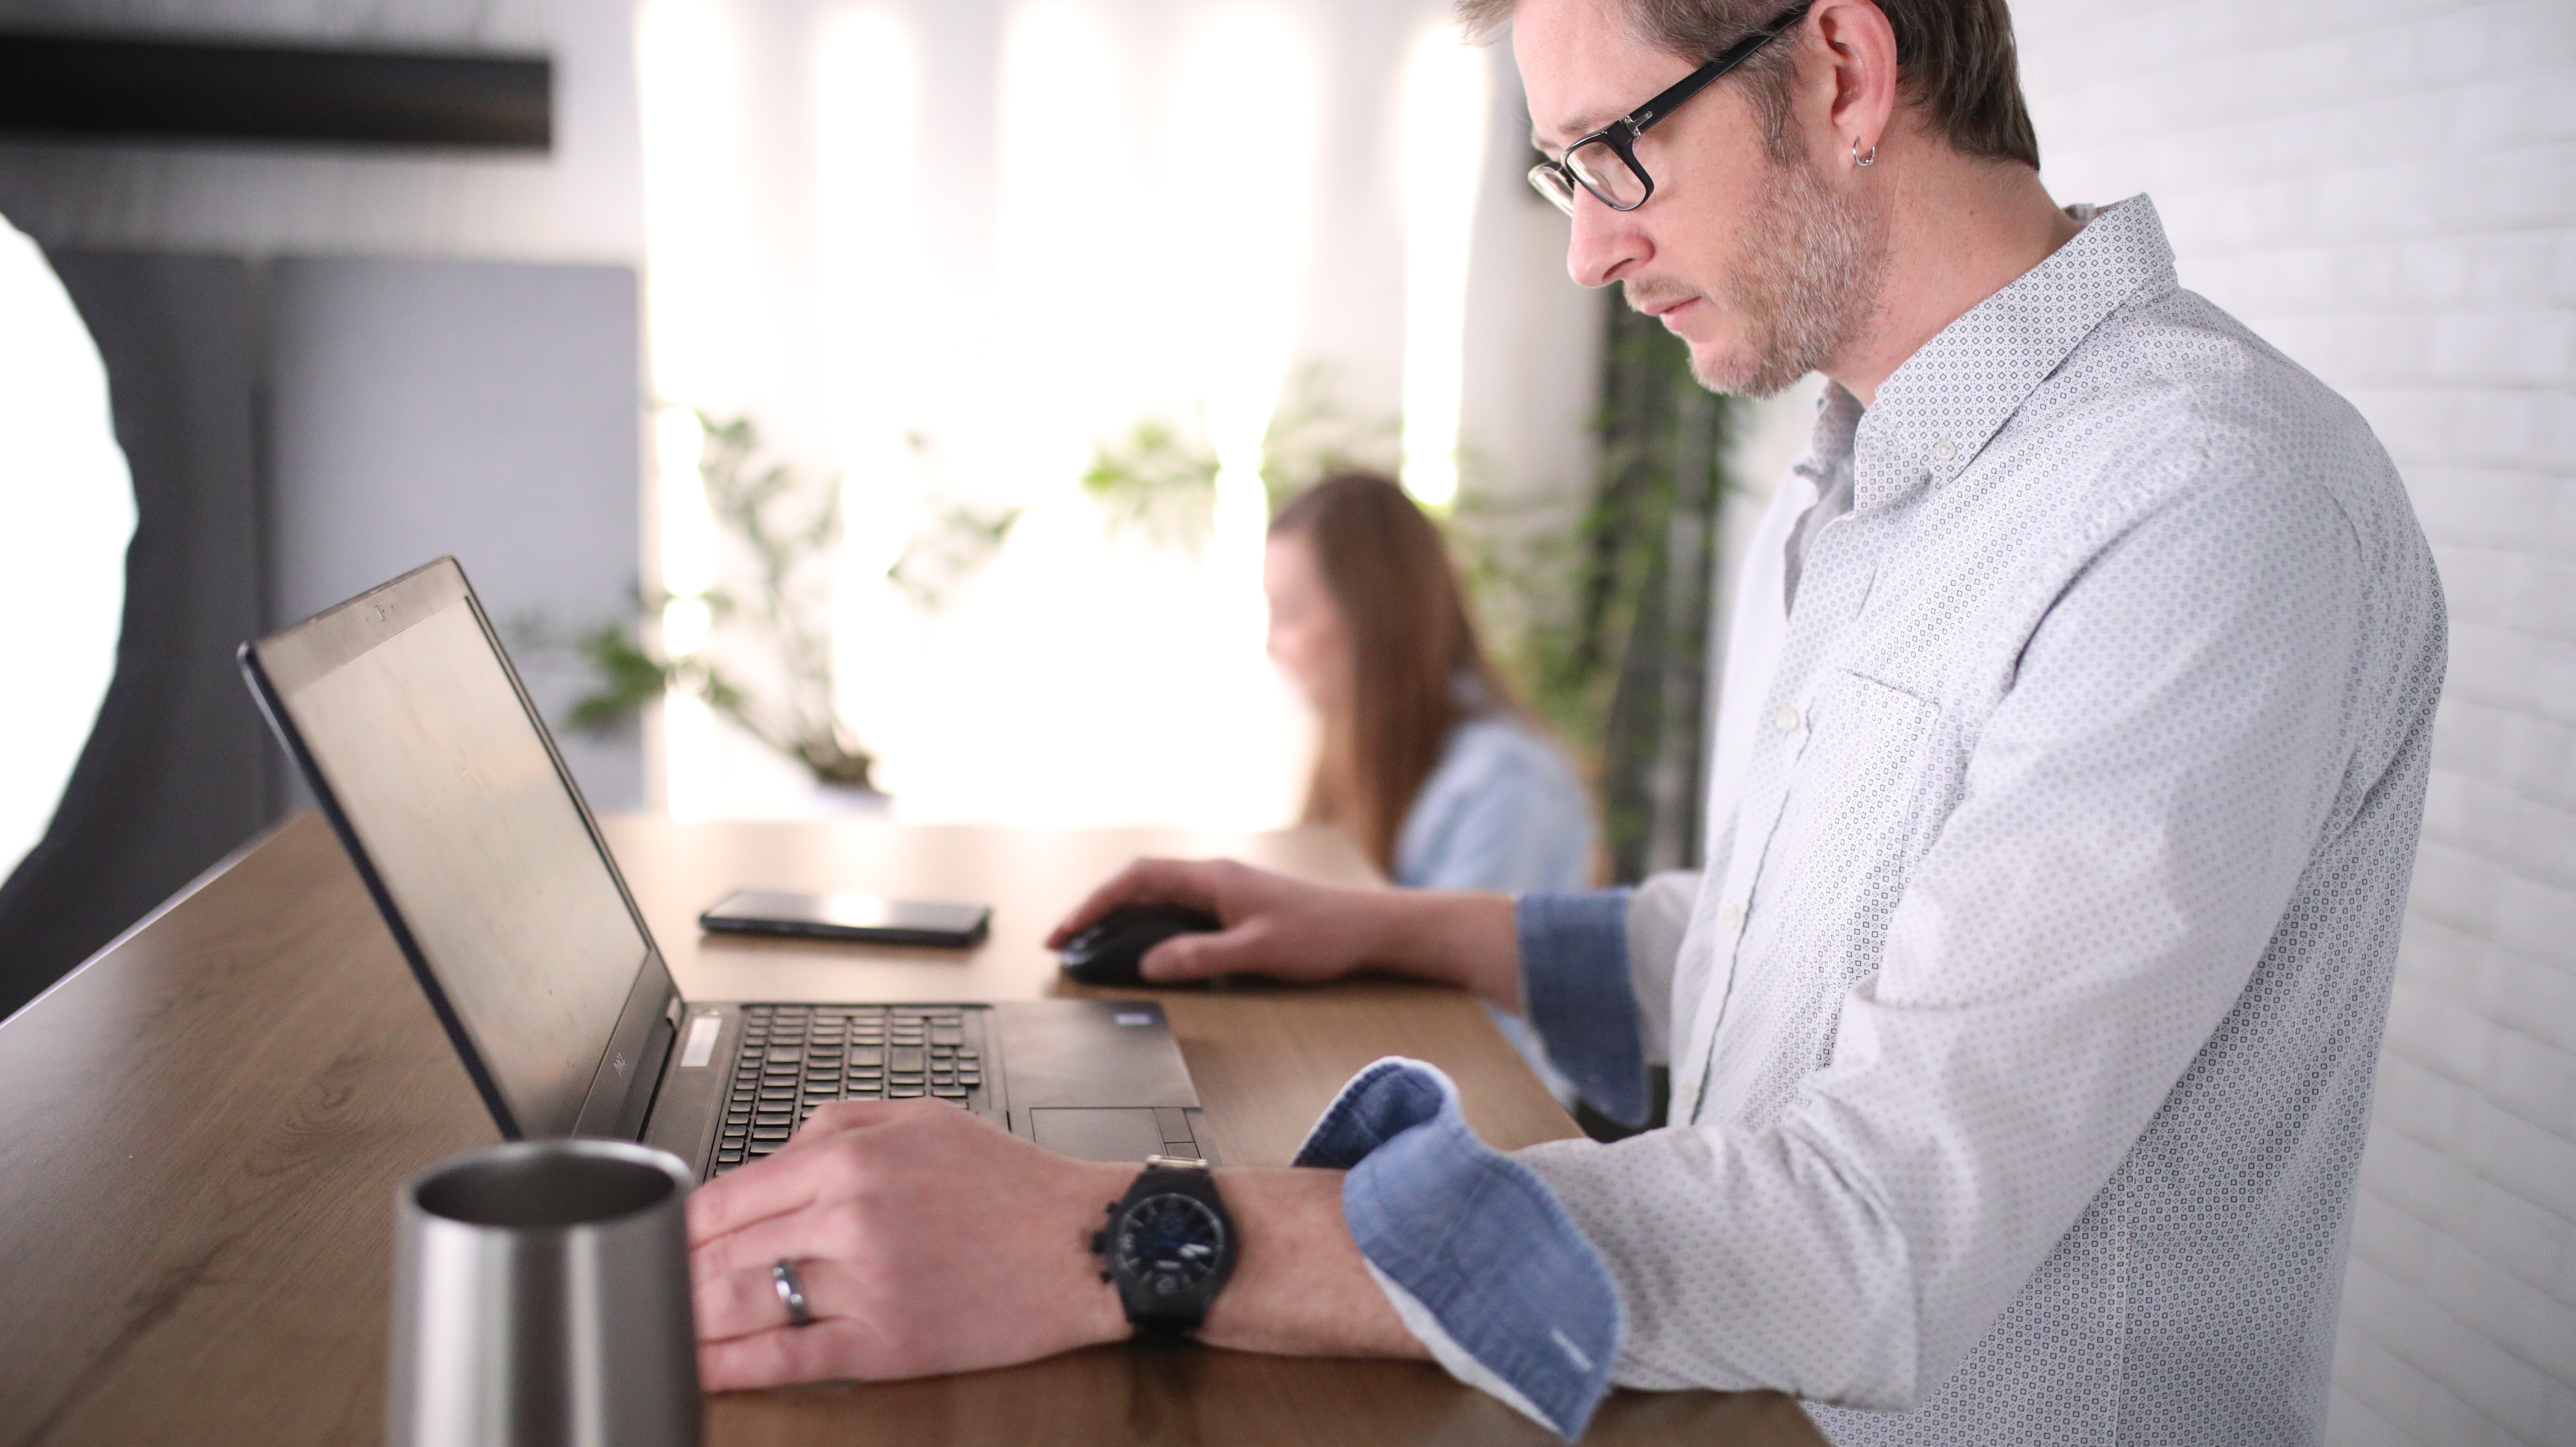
[686,0,2442,1440]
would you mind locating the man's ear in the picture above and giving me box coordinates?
[1806,0,1899,165]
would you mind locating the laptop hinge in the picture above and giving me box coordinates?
[613,1006,678,1142]
[571,952,682,1139]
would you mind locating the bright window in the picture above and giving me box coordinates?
[632,2,1505,828]
[0,215,134,883]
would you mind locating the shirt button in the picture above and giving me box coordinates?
[1772,705,1802,733]
[1720,901,1745,931]
[1932,438,1958,462]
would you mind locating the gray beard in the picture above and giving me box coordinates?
[1668,153,1888,400]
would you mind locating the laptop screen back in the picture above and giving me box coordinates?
[251,565,649,1139]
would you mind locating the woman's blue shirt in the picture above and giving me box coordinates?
[1390,713,1592,1106]
[1392,713,1592,894]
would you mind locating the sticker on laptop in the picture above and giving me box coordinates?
[679,1014,723,1066]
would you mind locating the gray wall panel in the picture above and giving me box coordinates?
[266,255,644,810]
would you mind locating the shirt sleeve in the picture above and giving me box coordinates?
[1511,471,2371,1405]
[1622,870,1698,1067]
[1515,891,1643,1125]
[1513,872,1698,1125]
[1295,1057,1622,1440]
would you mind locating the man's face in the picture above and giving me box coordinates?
[1515,0,1885,397]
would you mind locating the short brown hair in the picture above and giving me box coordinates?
[1464,0,2040,170]
[1270,473,1526,873]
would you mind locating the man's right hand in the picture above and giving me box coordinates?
[1045,858,1523,1008]
[1046,858,1383,985]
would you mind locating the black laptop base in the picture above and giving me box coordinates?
[643,999,1214,1179]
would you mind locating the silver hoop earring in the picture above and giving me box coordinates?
[1853,137,1876,167]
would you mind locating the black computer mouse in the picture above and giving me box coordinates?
[1058,905,1225,986]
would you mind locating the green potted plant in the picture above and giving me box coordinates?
[572,411,877,793]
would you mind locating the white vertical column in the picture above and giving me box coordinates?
[1164,6,1322,829]
[1167,9,1318,508]
[815,7,923,744]
[635,0,748,820]
[1397,22,1490,507]
[994,2,1139,494]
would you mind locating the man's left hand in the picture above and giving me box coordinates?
[687,1101,1132,1390]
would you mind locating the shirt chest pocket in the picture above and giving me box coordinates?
[1769,670,1945,933]
[1706,670,1947,1116]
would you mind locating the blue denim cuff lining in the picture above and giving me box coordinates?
[1297,1057,1621,1440]
[1516,890,1650,1126]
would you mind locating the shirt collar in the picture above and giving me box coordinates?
[1792,381,1867,496]
[1842,192,2178,512]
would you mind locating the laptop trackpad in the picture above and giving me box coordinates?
[1028,1107,1172,1163]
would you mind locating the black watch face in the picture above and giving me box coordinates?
[1115,1191,1227,1298]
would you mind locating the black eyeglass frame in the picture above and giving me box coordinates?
[1529,1,1814,215]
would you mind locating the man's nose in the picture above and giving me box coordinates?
[1565,194,1648,289]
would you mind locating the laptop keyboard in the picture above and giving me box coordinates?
[711,1004,988,1174]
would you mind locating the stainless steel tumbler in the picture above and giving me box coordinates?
[389,1139,702,1447]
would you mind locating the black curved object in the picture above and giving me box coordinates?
[0,32,550,151]
[1058,906,1226,987]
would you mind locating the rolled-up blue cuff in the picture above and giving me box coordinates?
[1517,890,1649,1126]
[1297,1057,1620,1440]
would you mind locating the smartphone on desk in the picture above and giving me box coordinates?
[700,890,992,948]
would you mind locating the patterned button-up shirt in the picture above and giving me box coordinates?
[1320,195,2446,1445]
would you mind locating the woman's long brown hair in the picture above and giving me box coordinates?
[1272,472,1524,873]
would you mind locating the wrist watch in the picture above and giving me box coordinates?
[1091,1154,1235,1337]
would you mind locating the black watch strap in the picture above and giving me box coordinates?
[1091,1155,1234,1337]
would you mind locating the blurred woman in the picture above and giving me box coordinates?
[1264,473,1592,1096]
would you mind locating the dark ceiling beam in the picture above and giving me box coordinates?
[0,32,550,151]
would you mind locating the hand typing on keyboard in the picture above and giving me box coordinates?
[683,1100,1422,1389]
[709,1005,987,1173]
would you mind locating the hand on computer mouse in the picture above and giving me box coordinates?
[1052,859,1520,1009]
[1056,905,1224,986]
[1050,858,1396,987]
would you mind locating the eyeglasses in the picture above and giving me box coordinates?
[1527,2,1812,216]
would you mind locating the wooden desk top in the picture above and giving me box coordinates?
[0,812,1819,1447]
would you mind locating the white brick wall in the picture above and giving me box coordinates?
[2011,0,2576,1441]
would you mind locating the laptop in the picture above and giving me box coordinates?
[239,557,1214,1178]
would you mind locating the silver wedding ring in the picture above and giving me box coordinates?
[771,1259,814,1328]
